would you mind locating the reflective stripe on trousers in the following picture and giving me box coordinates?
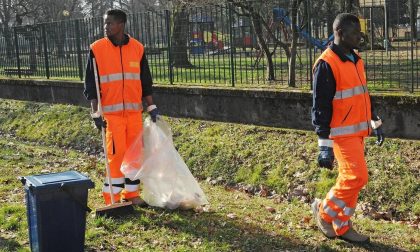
[319,137,368,236]
[102,113,143,204]
[102,177,125,194]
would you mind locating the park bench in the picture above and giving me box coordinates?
[145,47,163,55]
[3,68,34,76]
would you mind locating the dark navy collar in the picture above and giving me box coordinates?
[108,34,130,47]
[330,43,361,63]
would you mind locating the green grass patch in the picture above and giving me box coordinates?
[0,99,419,251]
[0,99,418,218]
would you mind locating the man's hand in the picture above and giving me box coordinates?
[318,139,334,169]
[91,112,106,130]
[371,116,384,146]
[147,105,159,123]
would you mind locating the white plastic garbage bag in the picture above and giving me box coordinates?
[121,117,209,210]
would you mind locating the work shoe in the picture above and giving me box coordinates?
[311,198,336,239]
[339,226,370,244]
[125,196,148,207]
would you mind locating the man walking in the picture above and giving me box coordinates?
[84,9,159,206]
[311,13,385,243]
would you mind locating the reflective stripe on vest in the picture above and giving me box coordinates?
[330,121,369,137]
[103,102,143,113]
[100,72,140,84]
[314,48,371,138]
[334,84,367,100]
[90,37,144,115]
[330,122,369,137]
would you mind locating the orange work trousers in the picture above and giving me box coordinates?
[319,136,368,236]
[102,112,143,205]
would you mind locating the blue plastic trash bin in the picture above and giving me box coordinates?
[190,38,204,54]
[21,170,94,252]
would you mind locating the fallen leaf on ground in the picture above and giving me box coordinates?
[265,206,276,213]
[227,213,237,219]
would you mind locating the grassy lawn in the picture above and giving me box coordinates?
[1,44,418,90]
[0,99,419,251]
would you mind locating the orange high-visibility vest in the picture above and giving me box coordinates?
[91,37,144,114]
[315,48,372,139]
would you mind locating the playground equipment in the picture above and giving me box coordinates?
[272,7,333,51]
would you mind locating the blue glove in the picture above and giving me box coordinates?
[147,105,159,123]
[318,139,334,169]
[371,116,384,146]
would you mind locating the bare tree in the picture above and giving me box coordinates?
[288,0,304,87]
[0,0,41,61]
[226,1,285,81]
[227,0,307,86]
[171,4,193,67]
[409,0,418,40]
[13,0,40,71]
[0,0,14,58]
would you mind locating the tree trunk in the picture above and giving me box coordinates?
[171,6,193,68]
[410,0,418,40]
[339,0,354,13]
[19,26,38,71]
[345,0,354,13]
[288,0,300,87]
[250,14,275,81]
[325,0,335,36]
[2,25,13,59]
[28,29,37,71]
[56,30,66,58]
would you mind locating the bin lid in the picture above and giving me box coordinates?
[22,170,94,193]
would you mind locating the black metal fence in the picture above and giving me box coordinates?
[0,2,419,92]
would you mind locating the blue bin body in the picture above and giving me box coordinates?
[190,38,205,54]
[22,171,94,252]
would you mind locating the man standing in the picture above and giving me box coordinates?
[311,13,385,243]
[84,9,159,206]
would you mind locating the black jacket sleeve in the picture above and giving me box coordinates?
[370,96,379,120]
[311,60,336,139]
[83,50,97,100]
[140,54,153,97]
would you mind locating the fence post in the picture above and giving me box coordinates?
[383,0,389,52]
[165,10,173,85]
[75,20,84,81]
[228,3,235,87]
[370,7,374,51]
[409,0,415,93]
[41,24,50,79]
[13,27,21,78]
[307,0,313,89]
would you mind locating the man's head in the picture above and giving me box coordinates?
[333,13,361,50]
[104,9,127,39]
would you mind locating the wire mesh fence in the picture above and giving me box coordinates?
[0,1,418,92]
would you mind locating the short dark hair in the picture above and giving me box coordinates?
[105,9,127,24]
[333,13,360,31]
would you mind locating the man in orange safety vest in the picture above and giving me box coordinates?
[311,13,385,244]
[84,9,159,206]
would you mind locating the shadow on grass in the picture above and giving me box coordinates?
[0,236,24,251]
[137,207,310,251]
[347,240,408,252]
[86,206,410,252]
